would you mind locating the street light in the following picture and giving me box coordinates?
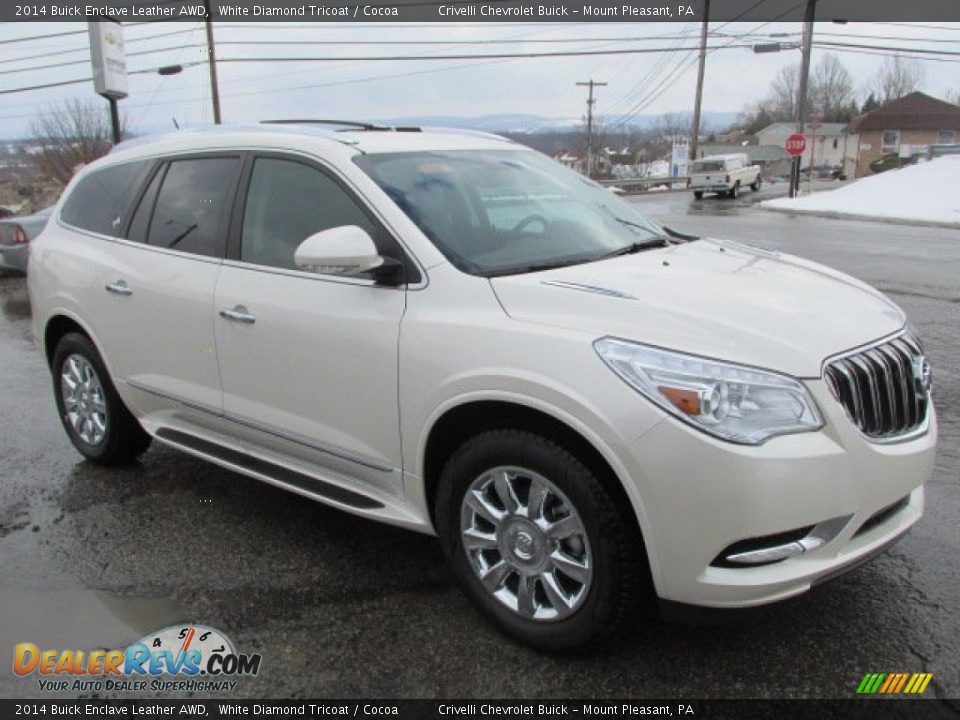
[752,42,802,53]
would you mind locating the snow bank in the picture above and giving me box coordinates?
[761,156,960,228]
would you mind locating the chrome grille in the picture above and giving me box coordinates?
[823,333,929,440]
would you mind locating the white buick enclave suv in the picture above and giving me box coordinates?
[29,123,936,650]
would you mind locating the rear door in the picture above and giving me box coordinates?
[212,153,411,495]
[89,154,242,415]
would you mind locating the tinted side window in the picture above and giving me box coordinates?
[61,161,148,236]
[241,158,377,271]
[147,158,239,258]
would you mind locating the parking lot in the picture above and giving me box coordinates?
[1,192,957,700]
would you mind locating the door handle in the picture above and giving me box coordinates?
[219,306,256,324]
[105,280,132,296]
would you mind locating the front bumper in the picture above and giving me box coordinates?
[0,243,28,273]
[623,380,936,608]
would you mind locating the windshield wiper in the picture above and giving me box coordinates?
[612,216,659,234]
[598,235,672,259]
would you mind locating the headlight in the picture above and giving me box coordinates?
[594,337,823,445]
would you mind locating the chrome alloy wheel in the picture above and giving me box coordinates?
[60,354,108,447]
[460,466,593,621]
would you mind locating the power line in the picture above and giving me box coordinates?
[0,27,206,66]
[0,20,155,46]
[0,32,757,75]
[871,21,960,32]
[812,39,960,57]
[811,44,960,64]
[0,61,205,96]
[0,20,576,108]
[211,44,755,64]
[816,32,960,44]
[598,24,697,117]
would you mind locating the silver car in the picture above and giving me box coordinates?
[0,206,54,275]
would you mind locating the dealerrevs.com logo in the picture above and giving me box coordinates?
[13,625,261,693]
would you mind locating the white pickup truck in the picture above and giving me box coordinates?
[690,153,761,199]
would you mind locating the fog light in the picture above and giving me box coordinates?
[713,516,851,568]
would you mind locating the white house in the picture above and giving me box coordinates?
[756,122,849,170]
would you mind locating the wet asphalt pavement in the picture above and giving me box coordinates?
[0,187,957,702]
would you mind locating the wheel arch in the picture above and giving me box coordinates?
[418,396,662,591]
[43,312,97,369]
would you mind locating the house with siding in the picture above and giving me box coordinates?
[756,121,849,172]
[847,92,960,177]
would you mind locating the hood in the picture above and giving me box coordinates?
[490,238,905,378]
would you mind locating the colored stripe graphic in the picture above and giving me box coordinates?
[857,672,933,694]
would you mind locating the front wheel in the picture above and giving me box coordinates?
[728,181,740,199]
[435,429,647,650]
[693,191,703,199]
[52,333,152,465]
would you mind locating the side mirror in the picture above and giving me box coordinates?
[294,225,401,282]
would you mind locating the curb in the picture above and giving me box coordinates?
[759,204,960,230]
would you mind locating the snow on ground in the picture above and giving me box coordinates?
[761,156,960,228]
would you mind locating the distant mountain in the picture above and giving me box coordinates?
[118,110,740,140]
[377,111,740,133]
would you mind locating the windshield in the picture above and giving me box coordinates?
[354,149,666,276]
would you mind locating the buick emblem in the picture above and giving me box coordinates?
[912,355,932,394]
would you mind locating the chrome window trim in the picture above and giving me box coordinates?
[55,219,224,265]
[59,144,430,290]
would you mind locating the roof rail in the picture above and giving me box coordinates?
[260,119,389,131]
[110,123,357,154]
[421,127,512,143]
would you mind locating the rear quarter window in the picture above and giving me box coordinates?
[60,161,149,237]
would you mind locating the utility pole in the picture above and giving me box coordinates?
[108,98,121,144]
[577,79,607,177]
[689,0,710,161]
[203,0,222,124]
[789,0,816,198]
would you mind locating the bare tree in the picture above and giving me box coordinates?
[810,54,856,121]
[29,100,121,187]
[872,55,925,105]
[657,112,692,141]
[769,64,800,120]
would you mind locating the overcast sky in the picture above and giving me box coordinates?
[1,20,958,138]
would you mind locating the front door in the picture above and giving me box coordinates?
[213,155,409,495]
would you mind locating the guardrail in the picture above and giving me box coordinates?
[595,176,690,194]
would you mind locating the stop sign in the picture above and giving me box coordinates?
[785,133,807,156]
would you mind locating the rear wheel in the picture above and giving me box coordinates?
[52,333,151,465]
[435,429,647,650]
[750,177,762,192]
[693,191,703,199]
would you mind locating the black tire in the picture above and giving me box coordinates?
[435,429,649,651]
[728,181,740,199]
[693,191,703,199]
[52,332,151,465]
[750,177,762,192]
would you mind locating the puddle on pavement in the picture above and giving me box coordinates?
[0,589,186,651]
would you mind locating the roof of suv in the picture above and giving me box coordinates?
[110,122,515,160]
